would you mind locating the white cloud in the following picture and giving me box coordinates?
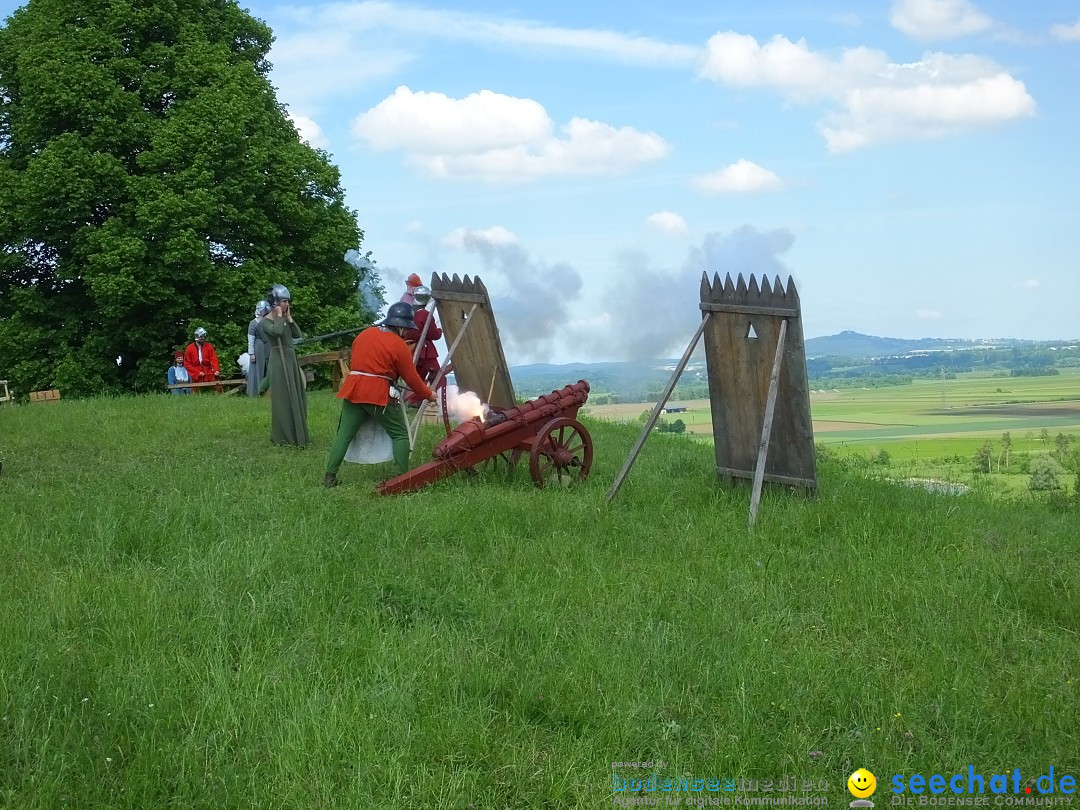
[354,87,551,154]
[278,2,699,67]
[916,308,943,319]
[890,0,994,41]
[645,211,689,237]
[1050,18,1080,41]
[404,220,424,234]
[353,87,670,182]
[288,112,329,149]
[269,32,413,107]
[699,33,1035,152]
[693,160,784,194]
[1021,279,1041,289]
[442,226,519,250]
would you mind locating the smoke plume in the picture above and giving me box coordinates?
[452,229,583,360]
[603,226,796,360]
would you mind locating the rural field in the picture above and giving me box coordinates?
[585,369,1080,496]
[1,391,1077,808]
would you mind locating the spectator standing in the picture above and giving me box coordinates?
[258,284,309,446]
[247,299,271,397]
[183,327,220,392]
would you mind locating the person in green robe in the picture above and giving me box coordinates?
[258,284,310,447]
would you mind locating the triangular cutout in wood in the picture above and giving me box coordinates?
[746,322,759,340]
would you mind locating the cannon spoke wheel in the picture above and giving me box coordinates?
[530,418,593,488]
[481,448,523,477]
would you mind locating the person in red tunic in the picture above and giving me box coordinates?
[323,303,437,488]
[403,286,442,406]
[183,327,220,392]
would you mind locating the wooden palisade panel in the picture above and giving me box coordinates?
[701,272,817,491]
[430,273,517,409]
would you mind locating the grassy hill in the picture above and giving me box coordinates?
[1,393,1077,808]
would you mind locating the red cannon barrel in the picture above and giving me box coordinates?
[433,380,589,460]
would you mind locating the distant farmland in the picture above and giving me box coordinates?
[583,369,1080,494]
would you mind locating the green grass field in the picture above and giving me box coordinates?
[1,392,1078,808]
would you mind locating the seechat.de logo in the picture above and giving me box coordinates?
[849,769,877,808]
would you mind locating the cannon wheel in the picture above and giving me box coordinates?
[529,418,593,488]
[482,448,523,476]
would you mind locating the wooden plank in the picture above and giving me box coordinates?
[167,379,246,390]
[699,302,799,317]
[430,290,487,304]
[748,319,788,527]
[715,467,818,488]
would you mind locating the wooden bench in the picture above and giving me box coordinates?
[298,349,350,390]
[29,388,61,403]
[167,379,247,395]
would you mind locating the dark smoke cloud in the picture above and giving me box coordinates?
[456,231,583,360]
[603,226,796,360]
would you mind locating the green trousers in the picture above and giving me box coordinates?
[325,400,411,475]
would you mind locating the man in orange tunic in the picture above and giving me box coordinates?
[323,303,436,488]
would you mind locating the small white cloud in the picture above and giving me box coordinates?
[288,112,329,149]
[1050,18,1080,41]
[353,87,669,182]
[916,308,943,319]
[645,211,689,237]
[693,160,784,194]
[1021,279,1041,289]
[442,226,519,250]
[404,220,424,234]
[890,0,993,41]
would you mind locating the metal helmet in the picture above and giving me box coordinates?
[270,284,291,303]
[380,302,416,329]
[413,285,432,306]
[194,327,208,340]
[255,299,271,317]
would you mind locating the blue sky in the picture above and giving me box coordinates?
[5,0,1080,363]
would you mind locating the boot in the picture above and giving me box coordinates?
[323,473,338,488]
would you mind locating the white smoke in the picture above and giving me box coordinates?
[450,228,584,360]
[442,383,487,423]
[602,226,797,359]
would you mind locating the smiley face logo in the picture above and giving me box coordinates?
[848,769,877,798]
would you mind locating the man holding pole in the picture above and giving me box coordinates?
[404,285,442,406]
[323,302,437,488]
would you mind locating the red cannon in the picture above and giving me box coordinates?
[379,380,593,495]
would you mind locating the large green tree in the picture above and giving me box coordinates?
[0,0,372,396]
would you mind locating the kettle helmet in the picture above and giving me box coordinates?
[380,302,416,330]
[269,284,291,304]
[255,299,271,317]
[194,327,208,340]
[413,286,432,306]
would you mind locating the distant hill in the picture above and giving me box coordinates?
[503,333,1078,400]
[802,331,1034,358]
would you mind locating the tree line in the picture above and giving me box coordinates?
[1,0,375,398]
